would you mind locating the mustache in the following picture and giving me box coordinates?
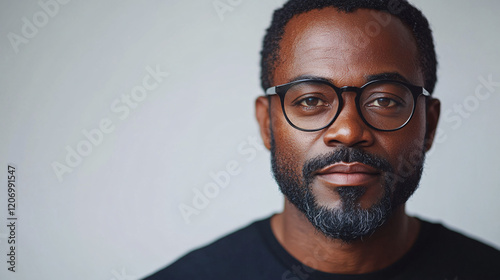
[302,147,393,181]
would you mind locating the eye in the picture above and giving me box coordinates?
[297,97,327,107]
[369,97,399,108]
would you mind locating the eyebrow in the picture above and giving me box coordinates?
[288,75,331,83]
[287,72,412,85]
[365,72,411,84]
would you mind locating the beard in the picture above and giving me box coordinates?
[270,134,425,242]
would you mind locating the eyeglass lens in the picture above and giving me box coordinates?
[282,81,415,131]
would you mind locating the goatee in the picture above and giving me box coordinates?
[270,135,424,242]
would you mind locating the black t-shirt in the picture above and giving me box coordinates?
[144,216,500,279]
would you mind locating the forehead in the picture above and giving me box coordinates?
[274,8,422,86]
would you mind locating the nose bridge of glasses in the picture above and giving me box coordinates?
[322,85,373,146]
[332,86,365,125]
[326,84,374,136]
[338,85,362,94]
[336,86,362,111]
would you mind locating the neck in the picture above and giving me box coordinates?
[270,200,420,274]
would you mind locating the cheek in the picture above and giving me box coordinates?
[378,106,427,172]
[270,105,322,169]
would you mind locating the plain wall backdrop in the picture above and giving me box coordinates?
[1,0,499,279]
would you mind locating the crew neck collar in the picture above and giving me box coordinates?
[255,215,431,280]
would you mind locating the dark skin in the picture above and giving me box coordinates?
[255,8,440,274]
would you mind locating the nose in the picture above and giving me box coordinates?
[323,93,375,148]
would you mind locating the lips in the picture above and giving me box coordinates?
[315,162,381,186]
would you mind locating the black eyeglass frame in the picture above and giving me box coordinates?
[265,78,431,132]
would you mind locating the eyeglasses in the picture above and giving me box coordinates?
[265,78,431,132]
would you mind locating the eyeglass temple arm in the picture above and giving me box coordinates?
[422,88,431,97]
[265,87,277,96]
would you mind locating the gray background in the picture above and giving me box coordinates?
[0,0,499,279]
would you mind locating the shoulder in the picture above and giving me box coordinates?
[413,219,500,278]
[421,219,500,258]
[143,217,273,280]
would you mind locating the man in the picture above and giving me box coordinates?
[145,0,500,279]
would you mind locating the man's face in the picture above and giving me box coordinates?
[256,8,440,241]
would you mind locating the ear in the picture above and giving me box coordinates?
[255,96,272,150]
[424,98,441,152]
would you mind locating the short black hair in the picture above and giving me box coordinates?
[260,0,437,94]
